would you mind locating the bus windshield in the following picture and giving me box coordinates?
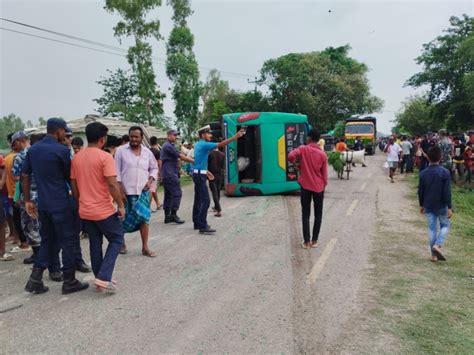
[345,123,374,134]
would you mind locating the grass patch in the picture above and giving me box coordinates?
[367,174,474,354]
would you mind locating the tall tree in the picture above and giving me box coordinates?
[407,15,474,131]
[393,94,438,135]
[198,69,271,125]
[0,114,25,149]
[105,0,165,125]
[260,46,383,130]
[166,0,201,140]
[94,68,140,120]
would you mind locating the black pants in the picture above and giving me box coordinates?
[13,205,27,244]
[163,176,182,210]
[192,174,211,230]
[300,188,324,244]
[35,209,81,273]
[209,178,222,212]
[400,155,412,173]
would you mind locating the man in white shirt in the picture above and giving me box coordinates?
[384,138,402,183]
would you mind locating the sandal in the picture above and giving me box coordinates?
[1,253,14,261]
[94,279,117,293]
[432,245,446,261]
[301,242,311,250]
[142,249,157,258]
[119,245,128,255]
[310,241,318,248]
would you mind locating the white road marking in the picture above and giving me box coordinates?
[306,238,338,284]
[346,199,359,216]
[359,182,367,191]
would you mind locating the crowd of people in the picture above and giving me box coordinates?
[0,118,244,295]
[382,129,473,262]
[381,130,473,184]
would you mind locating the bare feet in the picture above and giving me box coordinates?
[310,241,318,248]
[431,256,438,262]
[301,242,311,250]
[142,249,157,257]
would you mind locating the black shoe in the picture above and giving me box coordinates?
[23,254,35,265]
[199,227,216,235]
[194,225,210,230]
[62,270,89,295]
[25,267,49,294]
[171,210,185,224]
[164,209,173,224]
[76,261,92,273]
[49,271,63,282]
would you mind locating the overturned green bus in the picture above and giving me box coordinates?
[217,112,309,196]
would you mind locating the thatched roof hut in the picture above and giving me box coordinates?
[26,114,167,146]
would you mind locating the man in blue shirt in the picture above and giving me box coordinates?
[22,118,89,295]
[159,130,194,224]
[193,125,245,234]
[418,145,453,262]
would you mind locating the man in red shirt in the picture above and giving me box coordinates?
[288,129,328,249]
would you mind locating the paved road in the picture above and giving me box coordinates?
[1,153,386,353]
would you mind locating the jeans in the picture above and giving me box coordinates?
[83,213,124,282]
[35,209,81,273]
[209,178,222,212]
[300,188,324,244]
[162,176,182,210]
[192,174,211,229]
[425,208,450,256]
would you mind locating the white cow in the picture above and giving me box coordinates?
[341,149,366,165]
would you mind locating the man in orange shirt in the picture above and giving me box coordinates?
[3,132,29,252]
[335,138,349,152]
[71,122,125,292]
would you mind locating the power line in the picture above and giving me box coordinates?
[0,17,254,79]
[0,27,127,58]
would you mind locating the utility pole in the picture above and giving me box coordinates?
[247,76,258,94]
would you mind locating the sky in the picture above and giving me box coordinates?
[0,0,473,134]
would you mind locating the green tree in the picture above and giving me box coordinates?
[105,0,165,125]
[259,45,383,130]
[393,94,438,135]
[199,69,272,124]
[94,68,140,120]
[166,0,201,141]
[0,114,25,149]
[332,120,345,138]
[38,117,47,126]
[407,15,474,131]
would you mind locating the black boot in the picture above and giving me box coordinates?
[62,270,89,295]
[25,267,49,294]
[164,209,173,224]
[76,260,92,273]
[171,209,185,224]
[49,271,64,282]
[23,246,39,265]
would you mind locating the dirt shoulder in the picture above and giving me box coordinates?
[338,167,474,353]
